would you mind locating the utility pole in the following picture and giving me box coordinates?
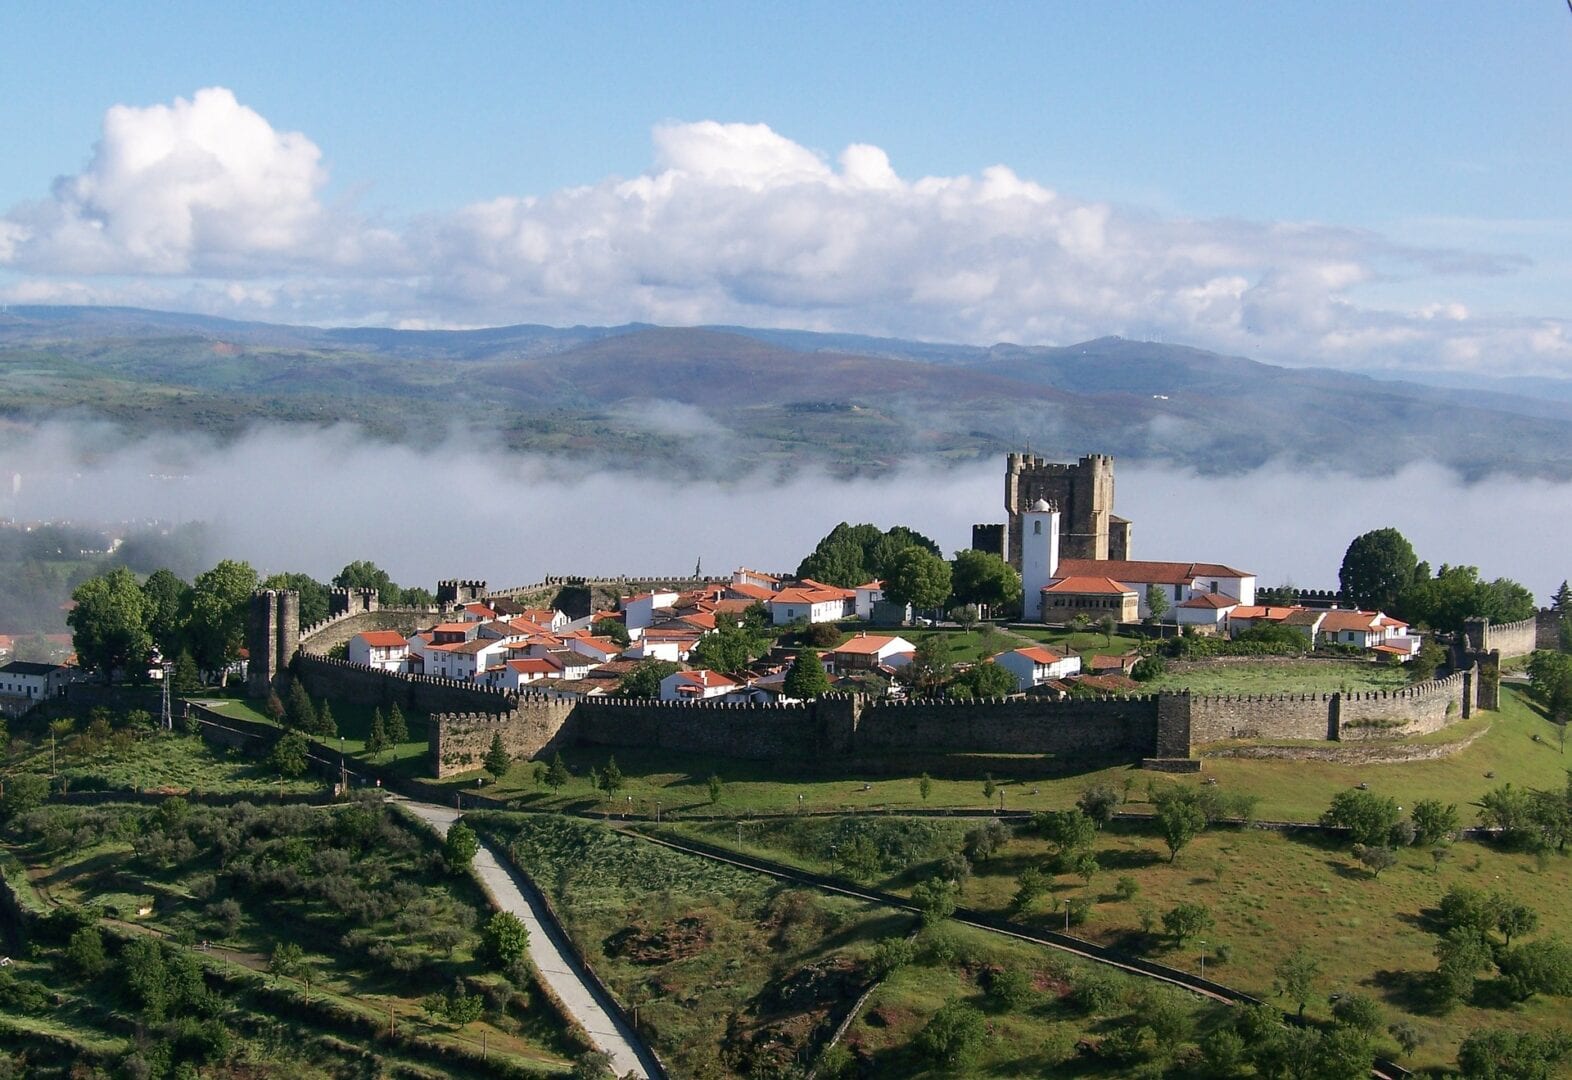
[160,662,173,730]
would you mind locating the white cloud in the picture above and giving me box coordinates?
[3,422,1568,604]
[2,93,1569,376]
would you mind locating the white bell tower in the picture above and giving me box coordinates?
[1020,498,1060,621]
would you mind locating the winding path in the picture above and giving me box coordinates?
[395,798,658,1080]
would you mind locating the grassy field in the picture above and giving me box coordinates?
[200,696,432,772]
[6,727,325,796]
[849,921,1234,1078]
[1144,658,1412,695]
[662,778,1572,1072]
[948,825,1572,1073]
[2,799,578,1076]
[473,812,903,1079]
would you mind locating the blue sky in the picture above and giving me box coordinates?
[2,2,1570,375]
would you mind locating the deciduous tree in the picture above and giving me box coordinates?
[443,820,479,872]
[184,559,258,676]
[481,911,530,968]
[69,567,152,682]
[1274,947,1321,1019]
[885,546,953,614]
[948,549,1021,617]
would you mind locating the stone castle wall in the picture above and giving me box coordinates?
[1186,669,1473,746]
[294,653,517,716]
[1466,615,1541,659]
[434,697,578,775]
[1188,692,1335,744]
[298,608,439,656]
[852,696,1157,757]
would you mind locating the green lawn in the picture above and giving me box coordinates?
[1145,659,1412,695]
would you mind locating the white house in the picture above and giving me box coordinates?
[427,637,511,681]
[1173,592,1240,629]
[1051,558,1257,619]
[347,630,410,672]
[732,568,781,591]
[853,581,886,620]
[487,656,563,690]
[623,590,680,632]
[992,647,1082,691]
[767,584,854,626]
[1317,610,1418,654]
[822,633,916,673]
[623,630,700,662]
[519,607,569,633]
[659,668,739,701]
[565,634,623,663]
[0,661,74,704]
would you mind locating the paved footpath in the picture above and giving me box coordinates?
[396,798,654,1079]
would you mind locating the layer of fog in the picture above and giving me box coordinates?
[4,422,1569,604]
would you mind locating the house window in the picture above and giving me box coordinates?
[1033,520,1042,535]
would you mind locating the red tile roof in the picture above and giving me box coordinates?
[355,631,408,648]
[828,634,910,655]
[1009,646,1068,665]
[1319,610,1382,633]
[1053,558,1254,584]
[1177,593,1240,609]
[1043,575,1136,595]
[673,669,738,689]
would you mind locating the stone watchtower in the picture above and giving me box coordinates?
[981,453,1129,570]
[329,586,379,617]
[437,579,488,608]
[247,589,299,700]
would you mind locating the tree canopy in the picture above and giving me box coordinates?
[616,660,679,698]
[1339,528,1418,613]
[795,522,941,588]
[184,559,258,674]
[782,648,832,699]
[68,567,152,682]
[884,546,953,612]
[1398,564,1536,633]
[948,549,1021,617]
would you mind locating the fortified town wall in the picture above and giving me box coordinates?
[425,669,1476,778]
[252,590,1490,778]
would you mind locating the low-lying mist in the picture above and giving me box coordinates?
[4,422,1569,603]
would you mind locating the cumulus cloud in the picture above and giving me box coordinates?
[3,423,1568,604]
[2,90,1568,376]
[0,87,397,275]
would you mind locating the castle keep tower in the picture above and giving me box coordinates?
[976,453,1128,569]
[247,589,299,699]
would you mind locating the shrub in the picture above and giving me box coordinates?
[870,936,916,978]
[915,1000,986,1068]
[1070,968,1122,1015]
[989,966,1035,1011]
[481,912,530,969]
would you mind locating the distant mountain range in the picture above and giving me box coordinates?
[4,304,1571,480]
